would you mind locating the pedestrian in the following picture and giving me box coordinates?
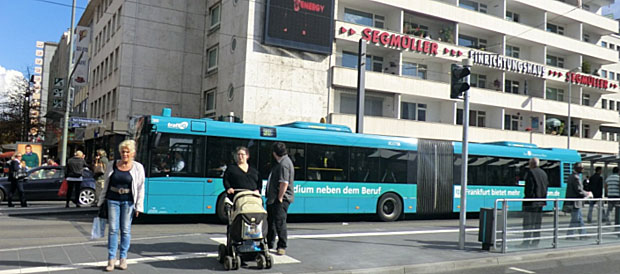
[98,140,145,272]
[564,162,592,239]
[587,167,605,223]
[6,154,27,207]
[521,157,548,247]
[223,146,261,202]
[604,167,620,225]
[65,150,87,208]
[266,142,295,256]
[94,149,109,205]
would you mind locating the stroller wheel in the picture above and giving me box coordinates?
[234,255,241,270]
[265,254,273,269]
[218,244,227,263]
[224,256,233,270]
[256,254,266,269]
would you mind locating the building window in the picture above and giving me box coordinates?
[617,102,620,112]
[582,93,590,106]
[546,23,564,35]
[470,74,486,89]
[506,45,520,58]
[602,132,608,141]
[117,6,122,30]
[602,41,608,47]
[611,100,615,110]
[506,11,519,22]
[504,114,519,131]
[610,72,615,81]
[343,8,384,28]
[504,80,519,94]
[401,102,426,121]
[546,55,564,68]
[114,47,120,70]
[402,62,427,79]
[209,3,221,29]
[546,87,564,101]
[602,99,607,109]
[340,93,383,116]
[582,4,590,11]
[601,70,608,78]
[610,43,615,49]
[459,34,487,50]
[342,51,383,72]
[583,33,590,42]
[460,0,487,13]
[207,46,218,72]
[205,89,216,114]
[457,109,485,127]
[583,124,590,138]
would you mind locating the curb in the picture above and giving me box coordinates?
[311,243,620,274]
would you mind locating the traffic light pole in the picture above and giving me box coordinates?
[356,39,366,134]
[458,58,472,250]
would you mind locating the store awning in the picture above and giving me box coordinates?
[0,151,14,159]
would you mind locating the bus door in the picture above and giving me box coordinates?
[416,140,454,214]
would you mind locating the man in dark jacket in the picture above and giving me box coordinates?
[65,150,86,207]
[7,154,27,207]
[587,167,604,223]
[522,157,548,247]
[565,162,592,238]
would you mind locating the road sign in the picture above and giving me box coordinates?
[69,117,102,124]
[54,78,65,87]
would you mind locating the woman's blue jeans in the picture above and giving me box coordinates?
[107,200,134,260]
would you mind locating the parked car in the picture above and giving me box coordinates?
[0,166,96,206]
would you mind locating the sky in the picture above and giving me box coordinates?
[0,0,88,76]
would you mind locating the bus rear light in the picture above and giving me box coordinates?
[207,179,213,183]
[408,206,413,209]
[207,205,212,209]
[355,206,360,210]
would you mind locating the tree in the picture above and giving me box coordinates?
[0,73,29,145]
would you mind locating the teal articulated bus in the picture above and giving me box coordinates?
[134,109,581,222]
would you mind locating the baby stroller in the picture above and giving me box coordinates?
[218,190,273,270]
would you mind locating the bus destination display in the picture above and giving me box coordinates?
[263,0,334,54]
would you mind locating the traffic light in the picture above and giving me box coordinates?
[450,64,470,99]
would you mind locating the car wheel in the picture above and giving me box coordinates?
[78,188,96,206]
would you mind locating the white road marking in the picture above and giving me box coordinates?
[210,227,479,243]
[209,238,301,264]
[0,233,203,252]
[0,252,215,274]
[508,266,536,274]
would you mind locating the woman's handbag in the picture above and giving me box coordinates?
[98,200,108,219]
[94,161,105,177]
[57,179,68,197]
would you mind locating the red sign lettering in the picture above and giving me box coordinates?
[359,27,438,55]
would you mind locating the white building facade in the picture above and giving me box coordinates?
[203,0,620,156]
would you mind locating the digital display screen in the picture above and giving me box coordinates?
[260,127,277,138]
[264,0,334,54]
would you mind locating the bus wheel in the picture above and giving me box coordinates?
[377,193,402,222]
[216,194,228,224]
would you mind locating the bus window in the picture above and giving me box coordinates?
[258,141,305,181]
[307,144,348,182]
[378,149,413,183]
[206,137,258,178]
[540,160,561,187]
[350,147,380,182]
[149,133,205,177]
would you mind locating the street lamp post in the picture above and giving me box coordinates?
[567,67,580,149]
